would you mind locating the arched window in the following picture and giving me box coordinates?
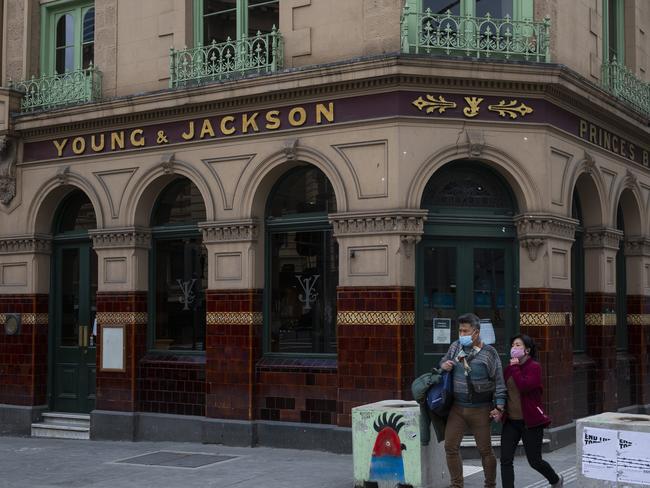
[55,190,97,233]
[150,179,207,352]
[265,166,338,355]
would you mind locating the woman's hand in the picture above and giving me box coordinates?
[489,408,503,422]
[509,358,520,366]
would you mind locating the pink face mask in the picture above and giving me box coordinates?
[510,347,526,359]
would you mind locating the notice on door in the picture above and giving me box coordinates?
[433,318,451,344]
[581,427,650,485]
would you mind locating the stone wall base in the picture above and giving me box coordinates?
[0,404,48,436]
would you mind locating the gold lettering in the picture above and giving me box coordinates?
[288,107,307,127]
[589,124,597,144]
[644,151,649,167]
[53,138,69,157]
[111,131,125,150]
[598,127,603,147]
[91,134,105,152]
[130,129,145,147]
[72,137,86,155]
[579,119,588,139]
[220,115,236,135]
[316,102,334,124]
[629,144,636,160]
[182,121,195,140]
[265,110,281,130]
[612,135,619,153]
[603,131,611,150]
[620,139,627,158]
[242,112,260,133]
[200,119,215,139]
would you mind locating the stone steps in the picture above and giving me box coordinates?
[31,412,90,440]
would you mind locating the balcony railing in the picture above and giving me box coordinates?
[11,65,102,113]
[401,7,551,62]
[602,59,650,118]
[169,27,283,88]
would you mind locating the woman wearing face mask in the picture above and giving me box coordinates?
[500,334,563,488]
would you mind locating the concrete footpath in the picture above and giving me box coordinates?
[0,435,577,488]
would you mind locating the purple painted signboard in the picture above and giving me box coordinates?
[22,91,650,169]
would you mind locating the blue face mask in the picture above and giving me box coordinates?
[459,335,473,347]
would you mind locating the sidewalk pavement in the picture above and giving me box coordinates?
[0,435,577,488]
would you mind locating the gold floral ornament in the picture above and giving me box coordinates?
[488,100,534,119]
[463,97,484,118]
[412,95,458,114]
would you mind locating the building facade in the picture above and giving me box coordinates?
[0,0,649,449]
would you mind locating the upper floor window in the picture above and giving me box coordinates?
[420,0,531,19]
[195,0,279,45]
[604,0,625,62]
[42,1,95,75]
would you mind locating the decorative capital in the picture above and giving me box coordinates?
[514,214,577,241]
[199,219,259,243]
[465,129,486,157]
[89,227,151,249]
[283,138,299,160]
[0,234,52,254]
[582,151,596,173]
[583,227,623,250]
[329,209,427,238]
[624,237,650,257]
[56,166,70,185]
[520,237,545,261]
[624,169,638,190]
[160,153,175,174]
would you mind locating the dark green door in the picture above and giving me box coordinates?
[416,238,516,375]
[52,242,97,412]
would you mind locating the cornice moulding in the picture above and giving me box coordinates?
[89,227,151,249]
[0,234,52,254]
[329,210,427,237]
[199,220,259,243]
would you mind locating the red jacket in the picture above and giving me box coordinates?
[504,358,551,428]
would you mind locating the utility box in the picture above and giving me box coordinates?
[577,412,650,487]
[352,400,448,488]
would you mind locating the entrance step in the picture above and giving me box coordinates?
[31,412,90,440]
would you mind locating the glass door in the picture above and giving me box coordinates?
[52,242,97,412]
[417,239,516,374]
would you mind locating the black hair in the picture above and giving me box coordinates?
[510,334,537,359]
[457,312,480,331]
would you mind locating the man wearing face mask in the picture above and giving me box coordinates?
[439,313,506,488]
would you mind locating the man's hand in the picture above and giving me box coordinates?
[489,408,503,422]
[441,360,455,372]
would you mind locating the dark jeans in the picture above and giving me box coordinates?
[500,419,560,488]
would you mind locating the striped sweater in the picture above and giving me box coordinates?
[440,340,507,408]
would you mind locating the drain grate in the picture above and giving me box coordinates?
[116,451,237,469]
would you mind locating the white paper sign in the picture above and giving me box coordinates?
[479,319,495,345]
[582,427,618,482]
[617,430,650,485]
[101,326,125,371]
[433,318,451,344]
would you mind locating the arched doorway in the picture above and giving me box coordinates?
[416,161,518,373]
[50,190,98,413]
[264,165,338,355]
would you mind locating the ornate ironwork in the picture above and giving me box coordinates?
[169,27,283,88]
[401,7,551,62]
[11,65,102,113]
[601,58,650,118]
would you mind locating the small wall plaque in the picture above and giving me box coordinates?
[101,324,125,372]
[3,313,21,336]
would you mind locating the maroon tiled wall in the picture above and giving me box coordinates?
[336,286,415,427]
[519,288,573,427]
[256,358,337,424]
[0,294,48,406]
[585,292,617,413]
[139,355,205,416]
[628,295,650,405]
[95,292,147,411]
[205,289,263,420]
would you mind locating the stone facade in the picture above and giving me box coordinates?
[0,0,649,447]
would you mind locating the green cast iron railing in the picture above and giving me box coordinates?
[169,27,283,88]
[401,7,551,62]
[11,65,102,113]
[602,59,650,118]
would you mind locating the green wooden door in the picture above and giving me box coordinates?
[416,238,516,375]
[52,242,97,412]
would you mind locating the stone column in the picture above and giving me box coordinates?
[583,227,622,413]
[330,209,426,427]
[624,238,650,408]
[89,228,150,437]
[200,220,262,422]
[515,214,576,429]
[0,234,51,434]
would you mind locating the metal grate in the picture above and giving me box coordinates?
[116,451,237,469]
